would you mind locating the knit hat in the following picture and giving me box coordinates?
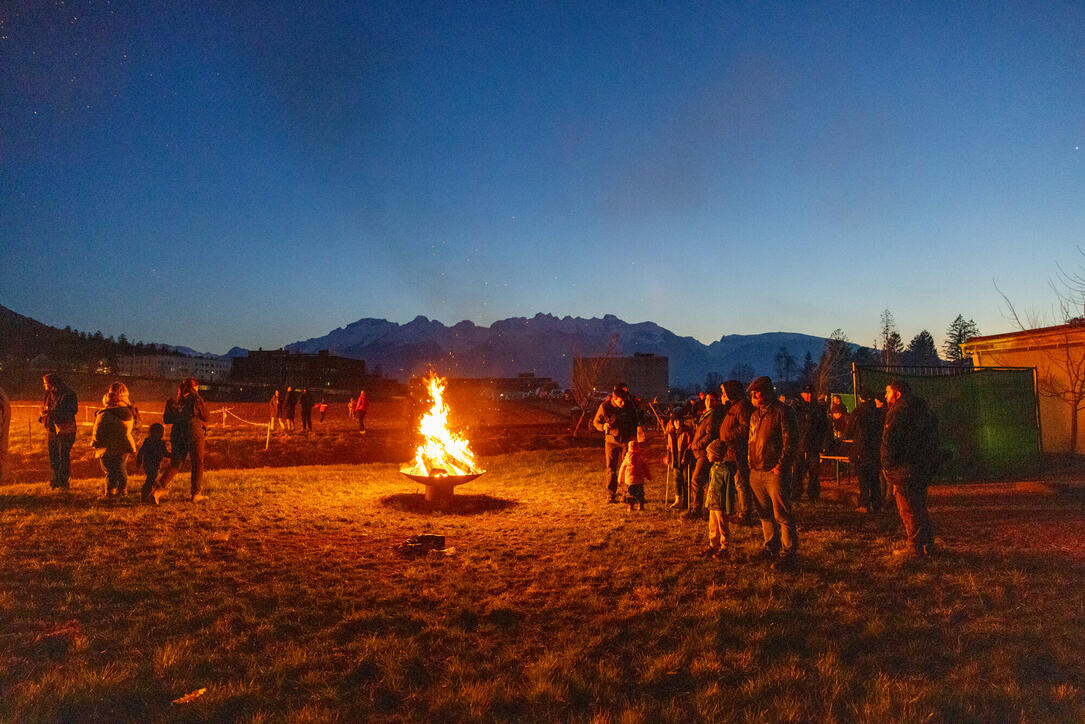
[747,376,774,394]
[722,379,745,401]
[706,439,725,459]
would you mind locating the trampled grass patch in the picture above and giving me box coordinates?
[1,447,1084,721]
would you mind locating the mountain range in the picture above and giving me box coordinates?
[285,313,833,389]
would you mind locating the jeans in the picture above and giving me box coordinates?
[48,433,75,488]
[749,468,798,557]
[604,442,623,497]
[689,456,710,512]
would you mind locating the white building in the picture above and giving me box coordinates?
[115,354,232,383]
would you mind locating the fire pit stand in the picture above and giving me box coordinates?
[401,471,484,508]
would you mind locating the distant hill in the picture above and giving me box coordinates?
[286,312,836,388]
[0,304,203,368]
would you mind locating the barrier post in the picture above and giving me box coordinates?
[265,421,272,451]
[222,408,227,428]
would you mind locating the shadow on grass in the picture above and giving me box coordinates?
[380,493,519,515]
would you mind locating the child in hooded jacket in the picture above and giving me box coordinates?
[137,422,170,503]
[617,439,652,511]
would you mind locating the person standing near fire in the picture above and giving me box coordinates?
[352,390,370,435]
[593,383,643,504]
[152,377,209,504]
[41,373,78,490]
[747,376,800,570]
[685,392,726,520]
[882,379,940,558]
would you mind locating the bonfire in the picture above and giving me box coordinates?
[401,372,484,486]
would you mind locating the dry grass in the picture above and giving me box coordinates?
[2,443,1084,722]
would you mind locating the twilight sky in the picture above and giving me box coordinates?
[2,1,1084,355]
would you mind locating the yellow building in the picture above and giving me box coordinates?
[961,322,1085,454]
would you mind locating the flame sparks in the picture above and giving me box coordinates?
[401,372,482,477]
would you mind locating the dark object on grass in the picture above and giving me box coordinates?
[395,533,447,556]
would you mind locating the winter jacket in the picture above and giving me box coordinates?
[163,392,208,444]
[845,401,884,466]
[705,461,735,513]
[691,405,727,460]
[593,396,641,445]
[664,426,692,468]
[617,450,652,489]
[91,404,138,456]
[42,386,78,436]
[881,393,940,478]
[720,398,754,467]
[793,398,829,453]
[748,400,798,472]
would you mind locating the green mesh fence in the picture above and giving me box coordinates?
[854,365,1041,480]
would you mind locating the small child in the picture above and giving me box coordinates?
[702,439,735,560]
[617,439,652,511]
[136,423,170,503]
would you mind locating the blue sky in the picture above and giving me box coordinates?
[2,1,1083,354]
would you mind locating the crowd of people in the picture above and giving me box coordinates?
[13,371,941,558]
[594,375,942,568]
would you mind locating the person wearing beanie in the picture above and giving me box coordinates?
[700,438,735,559]
[720,379,755,524]
[747,376,800,570]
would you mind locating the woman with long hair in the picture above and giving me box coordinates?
[40,373,79,490]
[91,382,140,498]
[151,377,209,503]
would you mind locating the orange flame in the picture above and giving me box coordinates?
[401,373,482,477]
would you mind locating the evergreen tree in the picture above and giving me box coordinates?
[799,352,817,385]
[943,314,980,363]
[904,330,941,366]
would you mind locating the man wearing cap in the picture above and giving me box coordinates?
[593,383,642,504]
[792,384,829,501]
[685,392,727,519]
[747,376,800,569]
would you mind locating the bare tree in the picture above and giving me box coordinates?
[997,257,1085,453]
[570,333,619,436]
[816,329,851,395]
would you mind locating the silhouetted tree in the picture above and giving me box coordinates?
[904,330,941,366]
[943,314,980,363]
[816,329,852,394]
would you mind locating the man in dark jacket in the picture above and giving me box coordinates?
[791,384,829,501]
[747,376,800,569]
[41,373,78,489]
[845,389,885,513]
[593,383,641,503]
[719,379,754,524]
[685,392,727,519]
[882,379,939,557]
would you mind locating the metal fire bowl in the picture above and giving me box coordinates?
[400,471,484,506]
[400,472,484,487]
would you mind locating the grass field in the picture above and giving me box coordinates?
[2,440,1084,722]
